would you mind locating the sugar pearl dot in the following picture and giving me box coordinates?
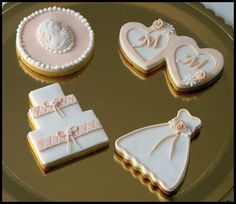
[79,15,83,20]
[48,7,52,11]
[53,6,57,10]
[57,7,61,11]
[46,64,50,69]
[35,11,39,15]
[85,22,89,27]
[81,18,86,23]
[39,9,43,14]
[74,12,79,17]
[40,64,45,68]
[66,9,70,13]
[87,26,92,31]
[35,61,40,66]
[43,8,47,12]
[62,8,66,12]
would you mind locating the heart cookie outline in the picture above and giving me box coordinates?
[119,20,224,92]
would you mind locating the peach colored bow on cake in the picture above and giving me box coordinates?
[43,97,66,118]
[57,126,82,152]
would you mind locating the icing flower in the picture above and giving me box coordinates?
[153,19,164,30]
[175,120,186,132]
[163,23,176,34]
[195,70,207,81]
[183,74,198,87]
[169,117,191,137]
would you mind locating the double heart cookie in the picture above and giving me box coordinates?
[119,19,224,92]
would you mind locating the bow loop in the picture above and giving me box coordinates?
[57,126,81,152]
[57,130,66,137]
[43,97,66,118]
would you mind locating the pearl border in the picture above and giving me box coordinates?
[16,6,94,70]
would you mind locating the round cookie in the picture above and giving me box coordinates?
[16,6,94,77]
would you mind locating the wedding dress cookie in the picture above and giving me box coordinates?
[115,109,202,194]
[16,6,94,77]
[27,83,108,172]
[119,19,224,92]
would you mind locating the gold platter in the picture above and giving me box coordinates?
[2,2,233,201]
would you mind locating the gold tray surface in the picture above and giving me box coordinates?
[3,2,233,201]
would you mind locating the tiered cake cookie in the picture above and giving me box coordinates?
[16,6,94,77]
[27,83,109,172]
[119,19,224,92]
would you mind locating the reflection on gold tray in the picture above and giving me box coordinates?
[118,41,223,102]
[113,131,201,199]
[113,153,170,201]
[27,110,109,174]
[18,52,92,84]
[3,2,233,201]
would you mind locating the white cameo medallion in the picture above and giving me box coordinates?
[36,19,74,54]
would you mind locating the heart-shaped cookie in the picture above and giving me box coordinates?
[166,36,224,91]
[119,19,224,92]
[119,20,175,72]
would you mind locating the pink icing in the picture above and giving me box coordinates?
[21,11,90,65]
[29,94,77,118]
[36,118,102,152]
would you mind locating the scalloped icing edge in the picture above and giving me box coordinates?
[115,109,202,194]
[115,136,174,195]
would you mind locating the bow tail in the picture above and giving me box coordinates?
[70,136,82,148]
[149,133,177,156]
[169,133,179,160]
[67,135,70,153]
[55,106,66,118]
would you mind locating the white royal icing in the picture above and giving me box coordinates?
[119,19,224,91]
[36,19,74,54]
[115,109,202,193]
[128,28,169,62]
[27,83,109,169]
[16,6,94,70]
[175,45,214,87]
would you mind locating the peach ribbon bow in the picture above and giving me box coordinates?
[57,126,81,152]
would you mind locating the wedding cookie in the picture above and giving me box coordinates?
[27,83,108,172]
[115,109,202,194]
[119,19,224,92]
[16,6,94,77]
